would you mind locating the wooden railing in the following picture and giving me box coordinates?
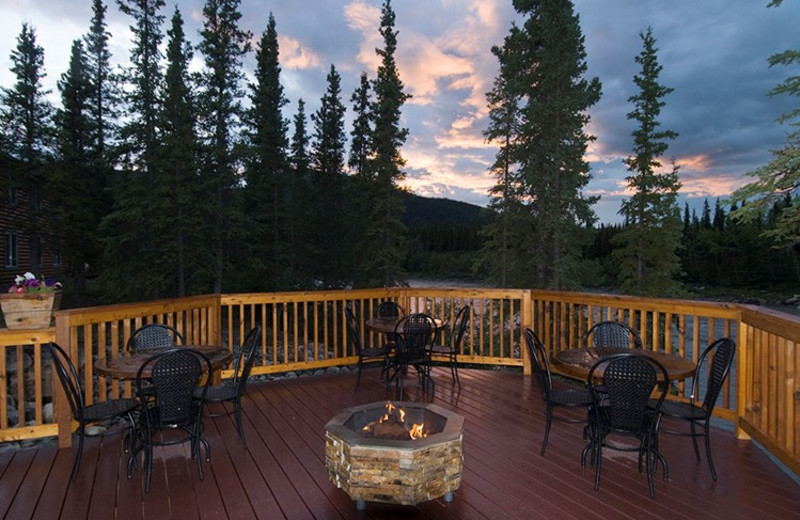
[0,288,798,477]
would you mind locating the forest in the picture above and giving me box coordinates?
[1,0,798,308]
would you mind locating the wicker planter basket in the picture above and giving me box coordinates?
[0,291,62,330]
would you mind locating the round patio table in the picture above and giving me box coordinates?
[551,348,696,383]
[365,316,446,335]
[93,345,232,382]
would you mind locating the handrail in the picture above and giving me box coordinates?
[0,288,798,477]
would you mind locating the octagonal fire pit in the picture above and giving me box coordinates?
[325,401,464,510]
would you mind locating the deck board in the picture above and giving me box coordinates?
[2,367,800,519]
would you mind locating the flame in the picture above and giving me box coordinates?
[361,402,427,440]
[409,423,426,440]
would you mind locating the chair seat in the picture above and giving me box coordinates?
[83,398,139,423]
[651,399,706,420]
[551,387,593,407]
[196,383,237,402]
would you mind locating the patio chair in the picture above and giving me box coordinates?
[196,326,261,449]
[127,323,184,352]
[392,313,436,399]
[376,300,404,347]
[652,337,735,481]
[523,328,593,456]
[345,307,392,388]
[129,348,211,492]
[581,352,669,498]
[428,305,470,387]
[47,342,139,482]
[584,320,643,355]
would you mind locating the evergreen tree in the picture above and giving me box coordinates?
[730,1,800,254]
[288,98,311,287]
[196,0,252,292]
[362,0,411,287]
[0,23,54,273]
[153,7,205,297]
[311,65,348,286]
[242,12,289,290]
[348,72,372,177]
[51,40,97,303]
[612,27,682,296]
[489,0,601,289]
[99,0,166,301]
[83,0,118,166]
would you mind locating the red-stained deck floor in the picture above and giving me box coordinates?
[1,367,798,520]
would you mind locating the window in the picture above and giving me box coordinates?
[52,240,62,267]
[6,187,17,205]
[4,232,18,268]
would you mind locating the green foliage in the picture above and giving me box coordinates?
[613,28,683,297]
[480,0,601,289]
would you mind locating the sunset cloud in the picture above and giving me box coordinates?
[278,35,320,70]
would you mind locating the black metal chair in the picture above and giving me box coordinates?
[523,328,593,456]
[653,337,735,480]
[196,326,261,449]
[584,320,643,355]
[47,342,139,482]
[392,313,436,399]
[345,307,392,387]
[376,300,404,347]
[128,348,211,492]
[127,323,184,352]
[581,353,669,498]
[428,305,470,387]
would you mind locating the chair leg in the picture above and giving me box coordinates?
[70,427,84,482]
[704,423,718,480]
[355,361,363,387]
[234,399,247,449]
[541,406,553,456]
[690,421,701,461]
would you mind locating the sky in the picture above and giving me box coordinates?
[1,0,798,224]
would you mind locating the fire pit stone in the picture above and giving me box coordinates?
[325,401,464,509]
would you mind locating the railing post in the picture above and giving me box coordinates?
[521,290,532,375]
[735,311,752,441]
[53,312,72,448]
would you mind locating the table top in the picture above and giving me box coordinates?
[93,345,232,380]
[364,316,446,335]
[551,348,696,382]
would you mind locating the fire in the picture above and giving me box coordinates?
[361,402,427,440]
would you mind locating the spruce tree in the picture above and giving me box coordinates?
[348,72,372,177]
[0,23,54,274]
[196,0,251,292]
[52,40,97,303]
[363,0,410,287]
[311,65,348,286]
[489,0,601,289]
[83,0,117,166]
[477,41,528,287]
[154,7,205,297]
[612,27,682,296]
[288,98,311,287]
[99,0,166,301]
[243,12,290,290]
[730,0,800,253]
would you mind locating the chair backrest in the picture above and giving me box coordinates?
[588,353,668,433]
[137,349,211,426]
[128,323,184,352]
[451,305,470,351]
[377,301,404,318]
[395,313,434,363]
[344,307,364,356]
[47,342,84,421]
[694,337,736,414]
[523,328,553,402]
[584,321,643,354]
[232,326,262,394]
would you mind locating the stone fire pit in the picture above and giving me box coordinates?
[324,401,464,510]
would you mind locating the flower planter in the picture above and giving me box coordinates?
[0,291,62,330]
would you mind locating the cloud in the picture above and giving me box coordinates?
[278,35,320,70]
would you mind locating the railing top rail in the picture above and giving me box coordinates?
[53,294,219,326]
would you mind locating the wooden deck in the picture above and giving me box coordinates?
[1,367,799,520]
